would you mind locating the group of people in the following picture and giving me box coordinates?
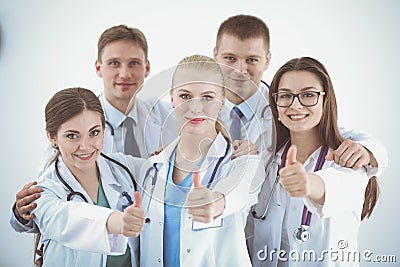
[10,14,387,267]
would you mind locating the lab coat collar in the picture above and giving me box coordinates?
[150,132,229,165]
[96,154,122,209]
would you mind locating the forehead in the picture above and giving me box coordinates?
[279,71,322,91]
[217,34,268,56]
[100,39,146,61]
[173,68,224,87]
[58,110,102,131]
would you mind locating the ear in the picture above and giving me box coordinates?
[144,60,150,78]
[264,51,271,71]
[95,60,103,78]
[46,131,57,148]
[213,47,218,60]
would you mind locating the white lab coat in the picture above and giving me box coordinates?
[32,153,153,267]
[138,133,265,267]
[249,146,369,267]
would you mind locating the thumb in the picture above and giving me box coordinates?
[133,191,142,208]
[192,170,202,188]
[286,145,298,166]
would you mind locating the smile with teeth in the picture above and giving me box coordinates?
[75,151,96,160]
[289,114,307,120]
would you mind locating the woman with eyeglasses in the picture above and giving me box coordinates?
[249,57,380,267]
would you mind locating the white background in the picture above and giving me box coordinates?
[0,0,398,266]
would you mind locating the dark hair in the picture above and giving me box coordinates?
[45,87,105,139]
[269,57,379,221]
[34,87,104,264]
[97,24,148,62]
[216,14,270,52]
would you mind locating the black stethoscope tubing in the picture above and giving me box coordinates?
[55,153,138,203]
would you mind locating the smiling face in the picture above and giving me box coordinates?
[214,34,270,104]
[48,110,104,175]
[171,70,225,138]
[95,40,150,112]
[277,71,324,136]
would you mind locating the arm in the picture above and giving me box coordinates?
[32,181,143,254]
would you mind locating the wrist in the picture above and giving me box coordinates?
[13,202,30,225]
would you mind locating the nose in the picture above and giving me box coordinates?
[236,60,248,75]
[79,136,91,150]
[290,96,303,109]
[189,98,203,114]
[119,64,131,78]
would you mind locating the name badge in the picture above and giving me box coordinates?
[192,218,223,231]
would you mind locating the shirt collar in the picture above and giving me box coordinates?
[225,90,261,121]
[100,94,126,129]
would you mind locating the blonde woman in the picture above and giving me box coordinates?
[139,55,264,266]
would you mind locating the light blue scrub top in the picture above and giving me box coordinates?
[163,150,205,267]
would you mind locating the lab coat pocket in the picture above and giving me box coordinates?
[192,218,223,231]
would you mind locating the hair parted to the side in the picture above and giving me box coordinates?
[171,54,230,141]
[216,14,270,52]
[34,87,104,264]
[97,24,148,62]
[268,57,379,221]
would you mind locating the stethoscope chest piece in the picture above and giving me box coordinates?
[294,225,310,243]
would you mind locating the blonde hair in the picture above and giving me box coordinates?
[171,55,230,141]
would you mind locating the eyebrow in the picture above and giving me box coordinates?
[105,57,143,62]
[64,125,102,134]
[278,87,319,92]
[221,52,262,58]
[177,89,217,95]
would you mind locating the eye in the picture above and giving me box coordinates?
[279,93,292,99]
[129,61,140,67]
[247,58,259,64]
[109,61,120,67]
[224,56,235,62]
[90,129,101,137]
[66,133,79,140]
[302,92,317,98]
[179,93,191,100]
[202,95,214,101]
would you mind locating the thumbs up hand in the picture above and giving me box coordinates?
[185,170,225,223]
[121,191,145,237]
[279,145,310,198]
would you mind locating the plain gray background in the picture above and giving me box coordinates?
[1,0,398,266]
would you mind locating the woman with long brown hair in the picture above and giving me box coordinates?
[249,57,379,267]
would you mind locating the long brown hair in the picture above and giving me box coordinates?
[34,87,105,263]
[269,57,379,220]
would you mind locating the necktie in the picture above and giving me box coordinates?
[230,106,244,141]
[123,117,141,157]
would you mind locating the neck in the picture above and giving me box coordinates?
[69,162,99,201]
[227,92,244,105]
[290,129,323,164]
[105,95,133,114]
[177,131,217,161]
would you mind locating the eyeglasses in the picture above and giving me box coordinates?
[272,91,325,107]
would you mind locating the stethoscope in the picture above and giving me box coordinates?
[55,153,138,203]
[251,141,328,243]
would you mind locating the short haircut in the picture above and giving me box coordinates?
[216,14,270,52]
[97,25,148,62]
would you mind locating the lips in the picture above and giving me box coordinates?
[74,151,96,161]
[115,82,135,89]
[188,118,205,124]
[289,114,308,121]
